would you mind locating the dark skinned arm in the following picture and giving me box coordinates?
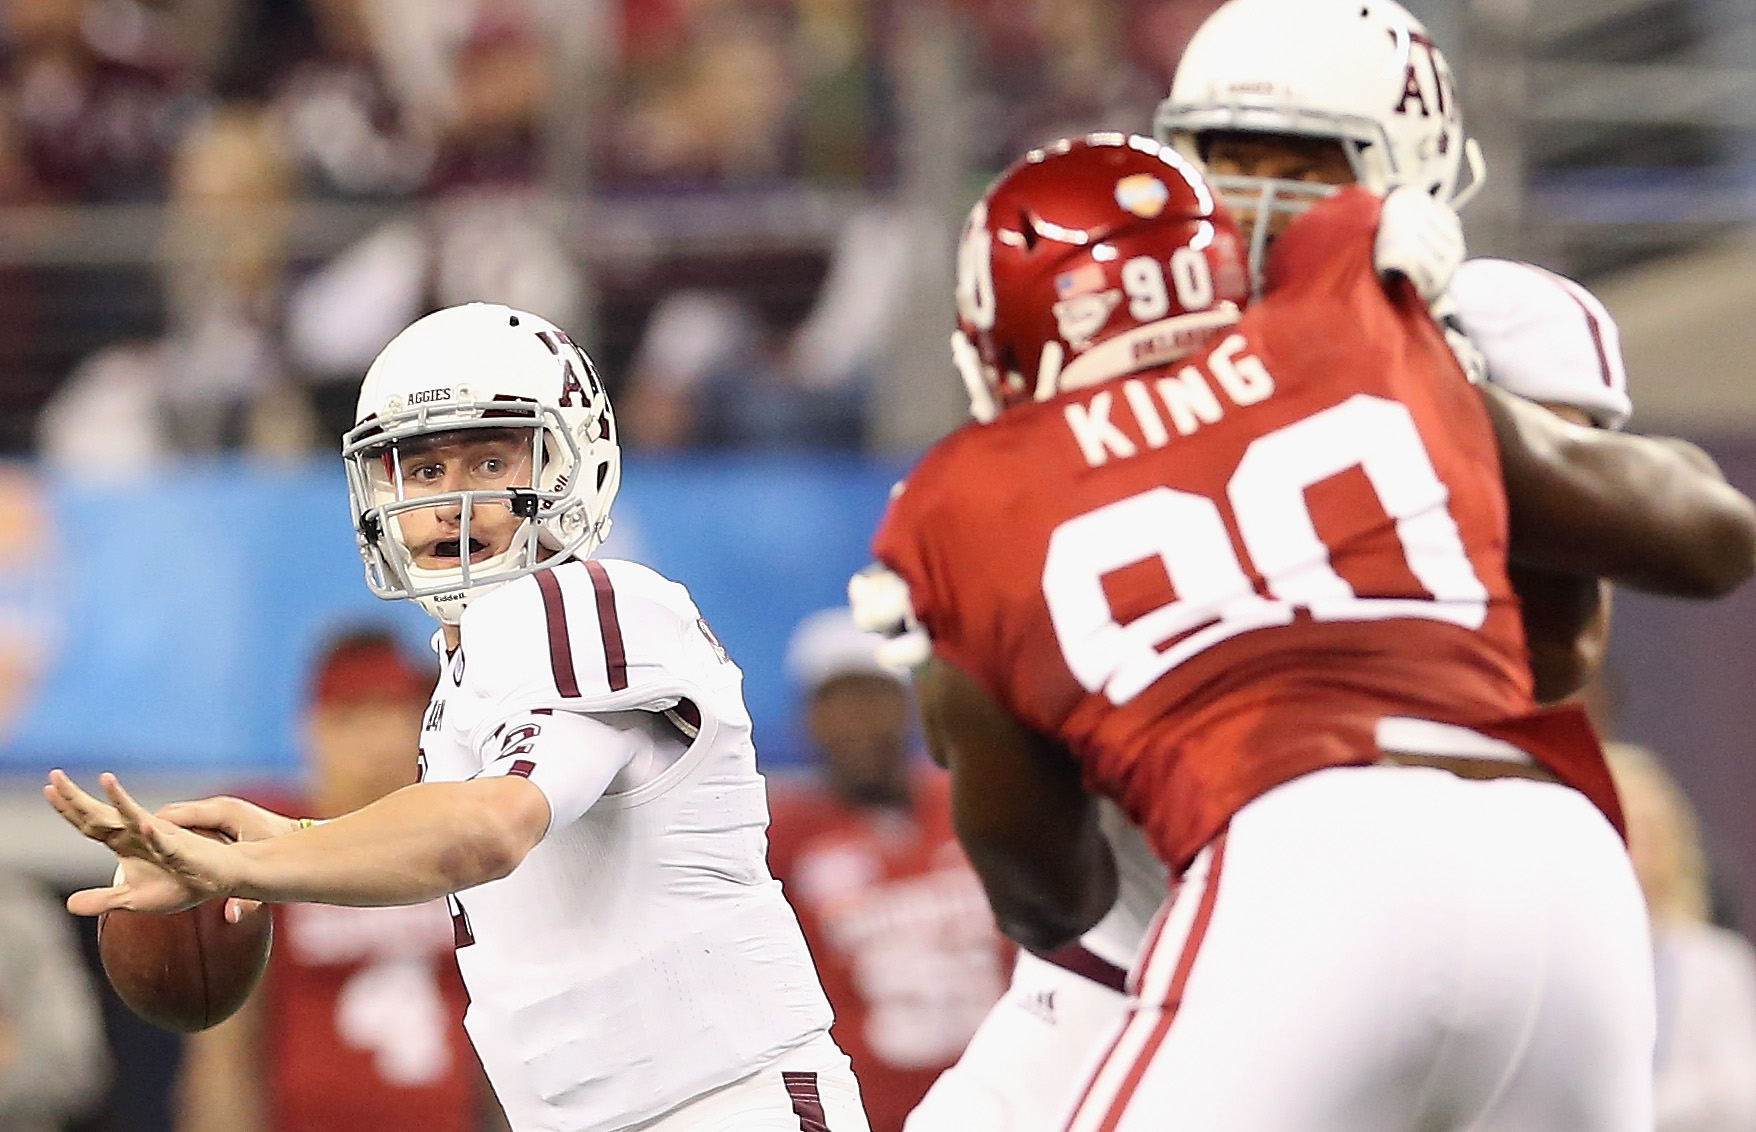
[1510,401,1609,703]
[915,652,1116,953]
[1482,383,1756,599]
[1511,562,1610,703]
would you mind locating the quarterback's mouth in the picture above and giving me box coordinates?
[432,537,492,563]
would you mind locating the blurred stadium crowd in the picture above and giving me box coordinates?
[0,0,1231,461]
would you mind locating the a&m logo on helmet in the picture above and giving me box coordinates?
[1391,26,1462,147]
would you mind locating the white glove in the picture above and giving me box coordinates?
[848,563,932,670]
[1375,186,1465,303]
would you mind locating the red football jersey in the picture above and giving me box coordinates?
[874,189,1621,875]
[767,770,1013,1132]
[257,802,478,1132]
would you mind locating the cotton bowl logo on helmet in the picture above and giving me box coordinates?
[951,134,1248,423]
[1115,175,1171,219]
[343,303,622,624]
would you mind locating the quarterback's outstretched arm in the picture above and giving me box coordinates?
[917,654,1117,953]
[1484,385,1756,599]
[45,770,551,914]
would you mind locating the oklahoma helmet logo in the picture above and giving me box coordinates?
[1115,175,1171,219]
[1053,290,1122,351]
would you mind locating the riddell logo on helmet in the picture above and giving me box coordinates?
[408,388,452,406]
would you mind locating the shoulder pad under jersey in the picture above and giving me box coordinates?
[1450,258,1632,429]
[457,558,731,717]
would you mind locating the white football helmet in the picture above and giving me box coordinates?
[342,303,621,624]
[1155,0,1485,277]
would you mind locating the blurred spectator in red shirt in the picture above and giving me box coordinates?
[174,629,501,1132]
[767,608,1012,1132]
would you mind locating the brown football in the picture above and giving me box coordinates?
[96,830,272,1032]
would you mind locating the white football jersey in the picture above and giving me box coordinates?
[417,558,834,1132]
[1450,258,1633,429]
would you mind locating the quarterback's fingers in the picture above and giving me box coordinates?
[159,798,238,836]
[65,884,127,917]
[44,770,126,841]
[100,773,159,841]
[68,879,196,917]
[224,897,264,924]
[159,797,289,842]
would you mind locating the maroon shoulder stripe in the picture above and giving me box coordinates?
[782,1072,832,1132]
[534,569,581,697]
[583,560,629,692]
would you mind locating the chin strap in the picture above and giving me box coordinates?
[952,331,1000,423]
[1449,138,1488,212]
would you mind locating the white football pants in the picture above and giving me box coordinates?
[1062,764,1655,1132]
[641,1032,871,1132]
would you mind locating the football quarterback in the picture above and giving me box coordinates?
[50,305,871,1132]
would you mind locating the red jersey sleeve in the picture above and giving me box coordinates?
[871,434,995,693]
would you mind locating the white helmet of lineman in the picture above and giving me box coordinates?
[343,303,621,624]
[1154,0,1485,275]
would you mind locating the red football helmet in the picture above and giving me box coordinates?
[953,134,1250,422]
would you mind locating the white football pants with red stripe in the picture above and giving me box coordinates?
[1063,764,1655,1132]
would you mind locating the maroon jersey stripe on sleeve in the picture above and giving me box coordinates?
[534,568,582,697]
[781,1072,832,1132]
[583,560,629,692]
[1560,282,1615,389]
[1518,262,1614,389]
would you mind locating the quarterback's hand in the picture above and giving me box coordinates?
[46,771,240,916]
[159,795,300,843]
[1375,185,1464,302]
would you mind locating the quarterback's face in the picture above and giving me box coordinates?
[392,430,535,570]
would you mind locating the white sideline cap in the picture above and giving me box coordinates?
[786,607,907,693]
